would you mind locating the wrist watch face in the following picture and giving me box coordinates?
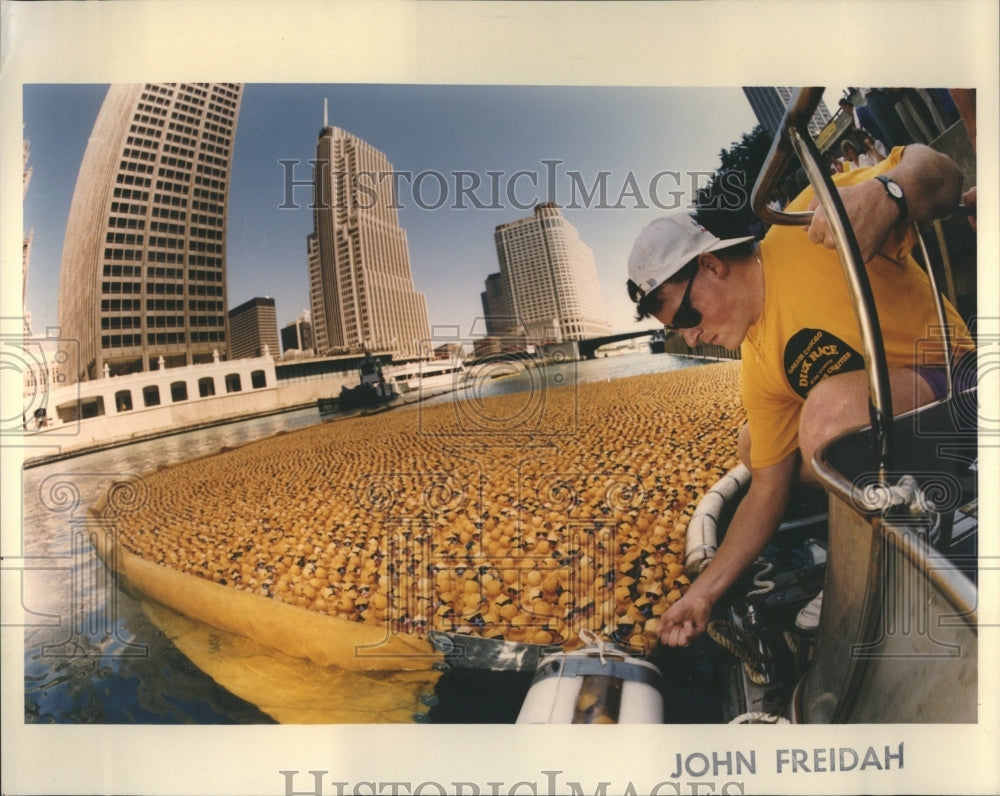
[879,175,903,198]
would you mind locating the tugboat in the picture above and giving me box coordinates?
[427,88,978,725]
[319,352,398,413]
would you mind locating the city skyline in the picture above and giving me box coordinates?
[25,84,829,349]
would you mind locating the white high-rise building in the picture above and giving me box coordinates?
[493,203,611,343]
[309,115,430,359]
[306,233,327,352]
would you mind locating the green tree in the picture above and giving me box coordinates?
[693,124,776,240]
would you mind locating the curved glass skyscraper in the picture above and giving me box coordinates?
[58,83,243,382]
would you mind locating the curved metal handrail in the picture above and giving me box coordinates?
[750,87,894,480]
[750,89,820,228]
[913,222,955,397]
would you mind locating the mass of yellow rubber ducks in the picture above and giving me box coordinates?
[109,361,744,652]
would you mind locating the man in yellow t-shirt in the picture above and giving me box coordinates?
[625,143,972,647]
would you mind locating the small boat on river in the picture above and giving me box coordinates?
[382,356,467,395]
[319,354,467,413]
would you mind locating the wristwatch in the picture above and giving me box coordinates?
[875,175,908,223]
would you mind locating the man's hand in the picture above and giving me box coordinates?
[803,178,898,262]
[801,144,962,261]
[655,452,798,649]
[657,591,713,647]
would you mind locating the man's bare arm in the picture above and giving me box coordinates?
[657,451,798,646]
[806,143,963,261]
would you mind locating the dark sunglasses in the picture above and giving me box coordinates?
[663,265,702,330]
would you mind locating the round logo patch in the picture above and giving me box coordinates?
[783,328,864,399]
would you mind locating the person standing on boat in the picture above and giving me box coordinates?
[858,130,888,164]
[625,143,974,647]
[839,138,865,171]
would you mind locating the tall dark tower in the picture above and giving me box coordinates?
[742,87,832,140]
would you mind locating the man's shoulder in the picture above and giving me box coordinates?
[785,146,906,211]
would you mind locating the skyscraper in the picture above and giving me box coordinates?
[742,87,832,140]
[58,83,243,383]
[480,272,512,336]
[309,114,430,359]
[228,296,279,359]
[306,232,327,353]
[493,203,611,343]
[281,310,314,356]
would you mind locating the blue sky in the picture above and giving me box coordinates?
[24,83,797,341]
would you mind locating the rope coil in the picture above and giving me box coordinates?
[706,619,771,686]
[729,711,789,724]
[747,558,775,599]
[706,558,776,686]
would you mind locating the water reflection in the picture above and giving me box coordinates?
[19,411,325,723]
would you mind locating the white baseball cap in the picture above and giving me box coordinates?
[628,211,754,295]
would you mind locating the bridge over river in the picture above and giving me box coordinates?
[574,328,666,359]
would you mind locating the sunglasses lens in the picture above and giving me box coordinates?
[665,267,700,330]
[666,307,701,331]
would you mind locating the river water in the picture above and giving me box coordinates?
[17,352,712,724]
